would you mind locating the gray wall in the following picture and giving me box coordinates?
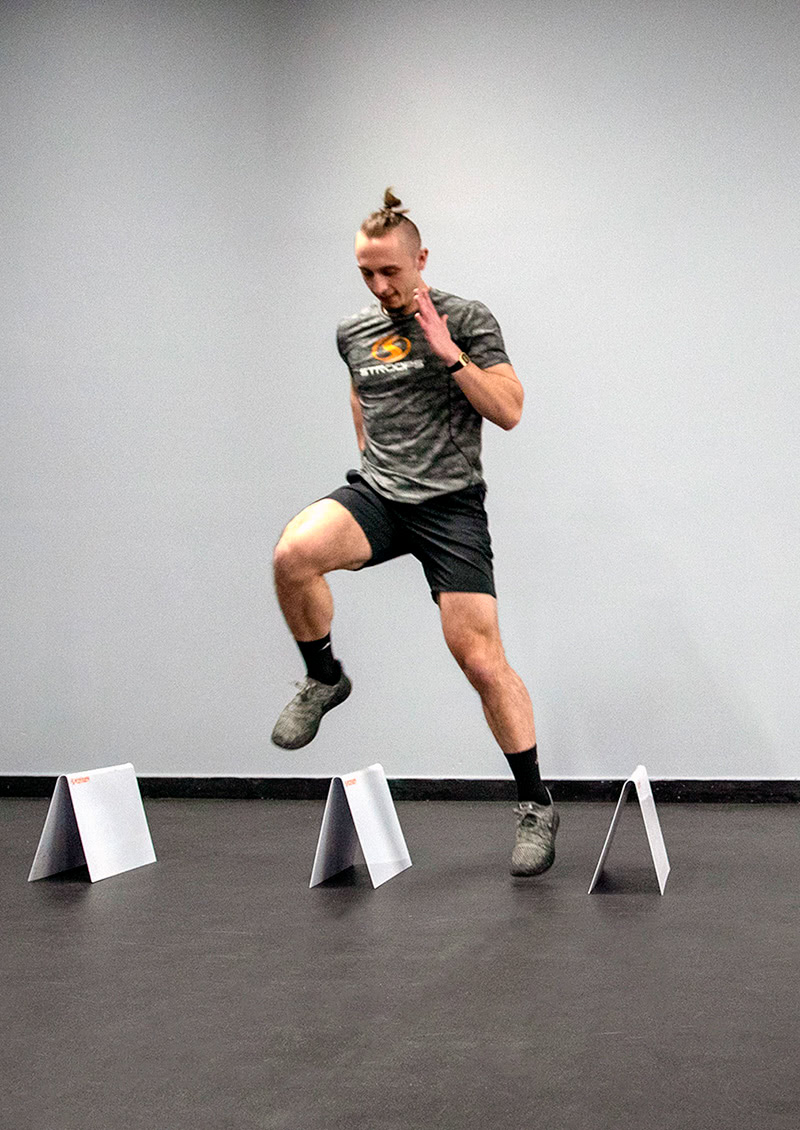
[3,0,798,779]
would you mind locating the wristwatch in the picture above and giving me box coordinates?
[447,351,470,374]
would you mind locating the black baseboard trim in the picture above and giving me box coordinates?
[2,776,799,803]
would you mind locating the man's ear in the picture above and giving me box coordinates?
[417,247,429,272]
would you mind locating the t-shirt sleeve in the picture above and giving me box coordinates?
[336,322,348,362]
[459,301,511,369]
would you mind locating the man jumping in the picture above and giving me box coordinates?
[271,188,558,877]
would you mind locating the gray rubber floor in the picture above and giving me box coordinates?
[2,797,799,1130]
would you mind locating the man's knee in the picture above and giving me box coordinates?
[453,638,507,697]
[273,500,371,583]
[273,526,319,585]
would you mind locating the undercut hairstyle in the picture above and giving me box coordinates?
[360,187,422,252]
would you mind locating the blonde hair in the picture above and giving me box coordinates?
[360,187,421,251]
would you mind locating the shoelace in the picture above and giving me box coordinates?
[282,679,314,711]
[513,803,543,825]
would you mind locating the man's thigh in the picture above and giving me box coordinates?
[327,473,410,569]
[438,591,504,655]
[439,591,501,633]
[278,499,372,573]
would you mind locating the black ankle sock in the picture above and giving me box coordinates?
[504,745,550,805]
[296,634,341,686]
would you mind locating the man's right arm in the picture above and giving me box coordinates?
[350,381,366,452]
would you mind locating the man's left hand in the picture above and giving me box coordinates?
[414,282,461,367]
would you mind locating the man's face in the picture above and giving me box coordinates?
[354,230,428,315]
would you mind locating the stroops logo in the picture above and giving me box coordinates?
[371,334,411,362]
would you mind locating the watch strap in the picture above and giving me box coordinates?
[447,352,470,374]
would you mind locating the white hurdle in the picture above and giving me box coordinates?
[588,764,670,895]
[28,763,157,883]
[310,762,412,889]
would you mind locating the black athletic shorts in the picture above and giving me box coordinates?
[327,470,495,602]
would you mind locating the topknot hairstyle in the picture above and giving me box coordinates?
[360,187,422,251]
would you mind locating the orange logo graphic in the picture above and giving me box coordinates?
[371,334,411,362]
[344,778,357,786]
[71,776,90,785]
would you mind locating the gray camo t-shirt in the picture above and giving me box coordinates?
[336,288,511,503]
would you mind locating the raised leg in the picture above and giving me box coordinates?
[271,499,371,749]
[273,499,372,641]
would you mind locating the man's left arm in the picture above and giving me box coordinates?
[414,284,523,431]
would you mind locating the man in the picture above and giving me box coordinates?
[271,189,558,877]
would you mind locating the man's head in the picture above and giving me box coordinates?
[355,188,428,315]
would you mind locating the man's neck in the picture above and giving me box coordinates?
[381,284,430,319]
[381,304,415,319]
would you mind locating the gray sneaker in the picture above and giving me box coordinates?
[271,671,352,749]
[511,793,560,876]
